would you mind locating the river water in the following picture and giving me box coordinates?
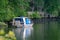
[13,20,60,40]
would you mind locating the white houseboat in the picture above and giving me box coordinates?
[12,17,33,27]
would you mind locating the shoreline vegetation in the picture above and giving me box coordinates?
[0,22,16,40]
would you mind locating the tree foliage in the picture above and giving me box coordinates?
[0,0,60,22]
[0,0,29,21]
[44,0,58,13]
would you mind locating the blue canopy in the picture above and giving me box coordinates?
[25,18,31,24]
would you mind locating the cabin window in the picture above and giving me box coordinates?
[20,18,23,22]
[15,18,24,23]
[25,18,31,24]
[15,18,20,21]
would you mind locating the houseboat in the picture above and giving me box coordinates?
[12,17,33,27]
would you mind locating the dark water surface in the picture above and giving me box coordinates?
[13,20,60,40]
[32,20,60,40]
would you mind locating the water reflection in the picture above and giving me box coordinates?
[13,26,33,40]
[22,27,33,40]
[23,27,33,38]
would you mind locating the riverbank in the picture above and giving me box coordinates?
[31,17,60,24]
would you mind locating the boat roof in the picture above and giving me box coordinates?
[13,17,28,19]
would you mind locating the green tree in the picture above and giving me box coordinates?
[44,0,58,16]
[0,0,8,21]
[0,0,29,21]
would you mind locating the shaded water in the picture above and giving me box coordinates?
[13,20,60,40]
[32,20,60,40]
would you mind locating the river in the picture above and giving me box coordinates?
[13,20,60,40]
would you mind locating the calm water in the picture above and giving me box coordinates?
[13,20,60,40]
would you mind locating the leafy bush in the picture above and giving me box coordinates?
[0,29,16,40]
[0,22,8,29]
[30,12,42,18]
[0,22,16,40]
